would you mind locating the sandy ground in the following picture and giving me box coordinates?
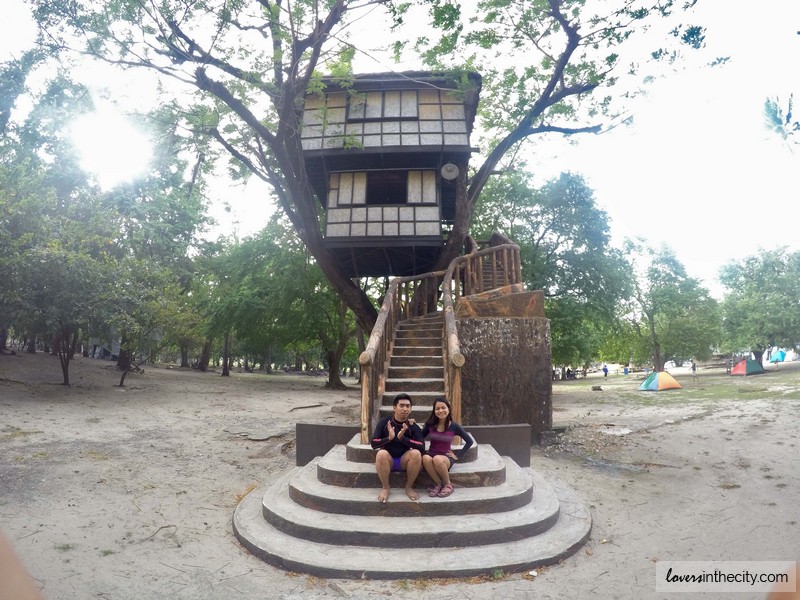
[1,352,799,600]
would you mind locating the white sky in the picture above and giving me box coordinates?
[3,0,799,292]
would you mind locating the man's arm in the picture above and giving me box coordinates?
[370,417,392,450]
[400,423,425,453]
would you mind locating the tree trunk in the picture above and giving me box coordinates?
[55,329,71,386]
[325,349,347,390]
[197,339,212,372]
[0,328,7,351]
[26,337,36,353]
[180,344,190,368]
[69,330,79,360]
[221,332,231,377]
[117,336,132,372]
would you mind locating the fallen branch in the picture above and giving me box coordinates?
[289,403,324,412]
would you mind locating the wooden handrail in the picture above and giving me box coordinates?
[359,237,521,443]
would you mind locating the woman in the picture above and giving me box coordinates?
[420,397,473,498]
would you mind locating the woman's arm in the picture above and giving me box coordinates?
[450,422,474,460]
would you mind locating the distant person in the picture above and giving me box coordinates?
[602,365,609,378]
[691,360,698,381]
[371,393,424,503]
[420,397,473,498]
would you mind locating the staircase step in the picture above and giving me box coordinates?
[233,468,592,579]
[400,312,443,324]
[265,461,556,547]
[289,455,528,517]
[385,377,444,392]
[391,345,441,356]
[389,355,443,367]
[316,444,506,488]
[393,335,441,345]
[346,434,477,464]
[381,390,442,403]
[395,327,443,343]
[387,365,443,379]
[379,405,436,422]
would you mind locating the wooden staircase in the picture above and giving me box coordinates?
[381,312,445,421]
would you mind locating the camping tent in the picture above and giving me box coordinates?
[769,350,786,363]
[639,371,682,391]
[731,358,764,376]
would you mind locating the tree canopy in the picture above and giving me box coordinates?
[23,0,703,331]
[719,248,800,360]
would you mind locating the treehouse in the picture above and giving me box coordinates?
[300,71,481,277]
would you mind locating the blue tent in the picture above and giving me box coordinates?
[770,350,786,363]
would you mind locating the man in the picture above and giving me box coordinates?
[371,393,424,503]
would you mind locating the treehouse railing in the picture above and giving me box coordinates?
[359,234,521,443]
[441,239,521,427]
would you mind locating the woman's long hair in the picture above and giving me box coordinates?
[424,396,452,429]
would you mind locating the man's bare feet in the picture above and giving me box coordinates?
[378,488,390,503]
[405,487,419,501]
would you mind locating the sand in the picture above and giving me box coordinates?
[1,352,798,599]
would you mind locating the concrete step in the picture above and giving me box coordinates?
[393,335,441,346]
[233,468,592,579]
[315,444,506,489]
[346,434,477,464]
[385,377,444,392]
[288,454,532,517]
[265,461,557,547]
[387,365,443,379]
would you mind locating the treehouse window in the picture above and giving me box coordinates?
[366,171,407,205]
[347,90,418,121]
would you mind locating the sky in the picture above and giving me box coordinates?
[2,0,799,296]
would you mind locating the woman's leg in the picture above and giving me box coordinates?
[422,454,441,484]
[433,455,452,486]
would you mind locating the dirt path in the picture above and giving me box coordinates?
[1,353,798,599]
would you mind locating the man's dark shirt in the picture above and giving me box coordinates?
[370,416,424,458]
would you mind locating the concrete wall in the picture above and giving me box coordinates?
[458,316,553,444]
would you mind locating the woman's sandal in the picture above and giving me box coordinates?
[428,484,442,497]
[437,484,454,497]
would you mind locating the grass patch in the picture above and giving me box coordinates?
[83,450,111,461]
[235,483,257,505]
[55,543,76,552]
[0,426,43,441]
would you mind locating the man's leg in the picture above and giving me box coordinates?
[400,449,422,500]
[375,449,392,503]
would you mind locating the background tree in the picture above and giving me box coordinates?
[719,248,800,361]
[207,218,359,388]
[623,240,719,370]
[472,170,631,368]
[27,0,703,332]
